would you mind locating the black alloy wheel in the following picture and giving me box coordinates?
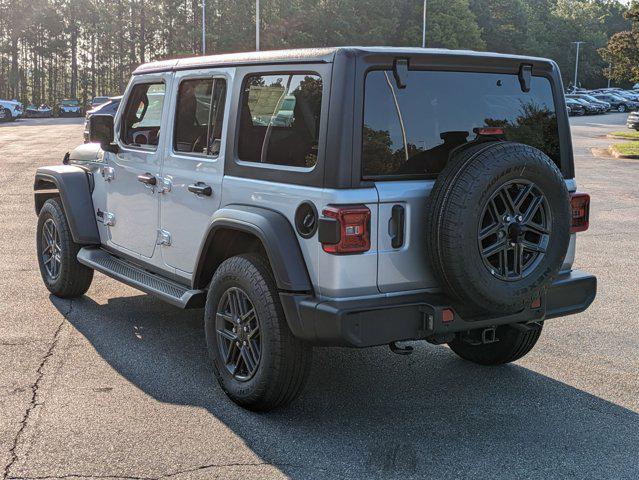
[215,286,261,381]
[478,180,550,281]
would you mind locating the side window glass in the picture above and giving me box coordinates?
[174,78,227,156]
[121,82,165,149]
[237,73,323,168]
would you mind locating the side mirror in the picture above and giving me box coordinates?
[89,114,119,153]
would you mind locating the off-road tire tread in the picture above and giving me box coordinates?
[206,254,312,411]
[36,198,93,298]
[449,322,543,365]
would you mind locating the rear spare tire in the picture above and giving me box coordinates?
[425,142,571,315]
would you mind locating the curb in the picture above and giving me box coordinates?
[609,146,639,159]
[606,134,639,141]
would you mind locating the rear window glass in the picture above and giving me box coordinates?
[237,73,323,168]
[362,70,560,178]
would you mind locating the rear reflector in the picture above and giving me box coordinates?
[570,192,590,233]
[442,309,455,323]
[321,205,371,254]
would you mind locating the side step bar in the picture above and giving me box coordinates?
[77,247,206,309]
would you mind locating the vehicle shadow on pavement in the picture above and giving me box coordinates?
[58,293,639,479]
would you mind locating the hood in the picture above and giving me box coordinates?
[69,143,103,163]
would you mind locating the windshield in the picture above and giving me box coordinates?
[92,97,109,105]
[61,100,79,106]
[362,70,560,178]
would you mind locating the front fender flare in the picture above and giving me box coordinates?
[193,205,312,293]
[34,165,100,245]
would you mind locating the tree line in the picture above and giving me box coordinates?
[0,0,635,105]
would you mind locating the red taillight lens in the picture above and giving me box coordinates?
[570,192,590,233]
[476,127,504,136]
[321,205,371,254]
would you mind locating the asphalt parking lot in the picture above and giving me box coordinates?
[1,114,637,480]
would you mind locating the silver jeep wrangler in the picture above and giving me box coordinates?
[34,47,596,411]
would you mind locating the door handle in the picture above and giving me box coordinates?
[137,173,157,186]
[188,182,212,197]
[389,204,405,249]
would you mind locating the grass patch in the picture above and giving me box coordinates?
[611,142,639,157]
[608,130,639,140]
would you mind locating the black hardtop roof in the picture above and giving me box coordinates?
[132,46,555,75]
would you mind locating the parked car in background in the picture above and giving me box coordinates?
[83,96,122,142]
[568,94,610,112]
[565,96,604,115]
[0,105,10,122]
[88,96,111,110]
[592,93,638,112]
[566,98,585,115]
[627,110,639,130]
[26,104,53,118]
[57,99,83,117]
[0,99,24,120]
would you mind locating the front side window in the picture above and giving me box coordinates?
[362,70,560,178]
[237,73,323,168]
[121,82,165,149]
[174,78,227,155]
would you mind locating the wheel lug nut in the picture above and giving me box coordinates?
[235,341,240,347]
[517,215,523,222]
[243,341,247,346]
[243,326,248,332]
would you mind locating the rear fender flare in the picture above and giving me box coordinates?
[193,205,312,293]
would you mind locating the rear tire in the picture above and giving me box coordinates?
[448,322,543,365]
[204,254,312,411]
[36,198,94,298]
[618,105,627,113]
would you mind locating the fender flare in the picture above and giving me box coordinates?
[34,165,100,245]
[193,205,312,293]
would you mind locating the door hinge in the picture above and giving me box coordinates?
[157,229,171,246]
[101,166,115,182]
[104,212,116,226]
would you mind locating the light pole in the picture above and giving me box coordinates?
[572,41,585,88]
[256,0,260,51]
[608,62,612,88]
[422,0,427,48]
[202,0,206,55]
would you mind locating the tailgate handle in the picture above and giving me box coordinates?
[390,204,405,249]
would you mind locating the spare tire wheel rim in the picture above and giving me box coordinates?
[478,179,551,281]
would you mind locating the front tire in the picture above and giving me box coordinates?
[204,254,312,411]
[448,322,543,365]
[36,198,94,298]
[618,105,627,113]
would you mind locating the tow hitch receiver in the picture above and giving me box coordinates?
[461,327,498,346]
[389,341,414,355]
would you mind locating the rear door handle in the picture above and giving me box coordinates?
[137,173,157,186]
[188,182,212,197]
[389,204,405,248]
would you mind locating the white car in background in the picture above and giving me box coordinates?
[0,99,24,121]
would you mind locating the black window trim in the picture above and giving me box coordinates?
[233,68,326,173]
[118,78,167,153]
[359,67,563,182]
[171,73,229,160]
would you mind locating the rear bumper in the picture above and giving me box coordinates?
[281,270,596,347]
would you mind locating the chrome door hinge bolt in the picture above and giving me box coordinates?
[101,166,115,182]
[104,212,116,226]
[156,229,171,246]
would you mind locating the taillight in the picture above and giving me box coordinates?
[321,205,371,254]
[570,192,590,233]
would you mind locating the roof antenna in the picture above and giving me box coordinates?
[393,59,409,89]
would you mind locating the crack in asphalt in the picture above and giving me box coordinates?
[2,300,72,480]
[6,461,300,480]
